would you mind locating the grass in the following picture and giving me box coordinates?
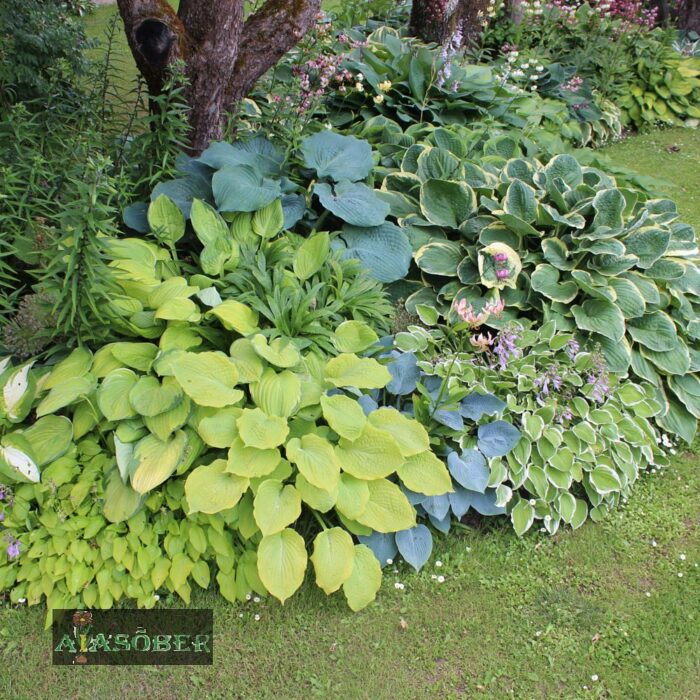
[0,443,697,699]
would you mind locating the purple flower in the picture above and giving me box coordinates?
[493,252,508,263]
[6,536,20,560]
[565,338,580,361]
[586,352,610,404]
[0,512,4,522]
[492,324,522,370]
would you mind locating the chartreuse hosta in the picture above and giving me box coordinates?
[375,134,700,443]
[0,328,455,610]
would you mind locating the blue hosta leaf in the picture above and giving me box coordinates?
[421,494,450,520]
[433,409,464,431]
[212,164,281,213]
[477,420,521,458]
[358,532,398,568]
[123,201,149,233]
[429,512,451,534]
[470,489,506,516]
[152,173,213,218]
[447,449,489,492]
[460,392,506,421]
[315,181,389,228]
[334,222,411,283]
[301,131,373,182]
[395,525,433,571]
[357,394,379,416]
[387,352,420,395]
[281,194,306,229]
[198,137,283,177]
[448,487,473,518]
[401,485,428,506]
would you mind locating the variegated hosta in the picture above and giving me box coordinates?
[385,318,668,539]
[379,139,700,443]
[0,334,451,610]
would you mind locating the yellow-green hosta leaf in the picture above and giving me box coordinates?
[250,368,301,418]
[293,231,329,281]
[251,335,301,368]
[335,473,369,519]
[250,458,294,494]
[252,199,285,238]
[159,326,203,353]
[36,374,96,417]
[324,354,391,389]
[367,407,430,457]
[397,451,453,496]
[193,406,241,448]
[148,194,185,243]
[311,527,355,595]
[286,433,341,491]
[335,425,404,480]
[129,376,183,417]
[110,342,158,372]
[20,415,73,467]
[332,321,379,354]
[102,469,143,523]
[207,300,259,335]
[155,297,201,322]
[295,473,337,512]
[226,437,281,478]
[98,368,139,421]
[253,479,302,535]
[144,396,191,441]
[257,528,307,603]
[229,338,266,383]
[320,393,366,440]
[185,459,250,514]
[130,430,188,494]
[43,346,93,390]
[171,351,242,407]
[237,408,289,449]
[354,478,416,533]
[342,544,382,611]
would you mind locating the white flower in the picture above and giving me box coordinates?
[435,560,443,568]
[355,82,364,93]
[373,94,384,105]
[536,65,544,72]
[386,558,393,565]
[437,575,445,583]
[670,448,677,454]
[253,596,261,603]
[325,123,333,130]
[535,630,542,637]
[356,73,364,82]
[239,613,243,618]
[680,554,686,561]
[678,572,683,578]
[591,674,599,682]
[645,592,651,597]
[154,594,160,601]
[652,539,658,547]
[246,593,252,600]
[18,598,26,604]
[254,614,261,621]
[529,499,536,506]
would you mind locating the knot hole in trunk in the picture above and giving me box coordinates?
[134,19,176,66]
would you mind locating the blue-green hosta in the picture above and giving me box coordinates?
[376,139,699,442]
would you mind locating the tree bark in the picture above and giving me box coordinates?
[116,0,321,154]
[678,0,700,31]
[409,0,492,45]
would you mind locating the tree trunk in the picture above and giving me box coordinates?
[116,0,321,154]
[678,0,700,31]
[409,0,493,45]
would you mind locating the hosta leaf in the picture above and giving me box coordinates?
[354,478,416,533]
[589,466,622,494]
[397,451,452,496]
[332,321,379,354]
[477,421,521,458]
[226,437,281,478]
[20,416,72,467]
[253,479,302,535]
[208,300,259,335]
[293,232,330,281]
[171,352,242,407]
[447,449,489,492]
[193,406,240,447]
[1,362,36,423]
[608,278,646,319]
[252,199,285,238]
[335,473,370,519]
[336,425,404,480]
[130,430,188,494]
[314,181,389,227]
[230,338,266,383]
[342,544,382,611]
[301,131,373,182]
[286,434,341,491]
[395,524,433,571]
[320,393,367,441]
[530,264,579,303]
[627,312,678,352]
[367,407,430,457]
[97,368,138,421]
[144,396,191,441]
[212,164,281,213]
[251,335,301,368]
[460,392,506,421]
[624,227,670,268]
[36,375,96,417]
[43,346,92,390]
[592,188,625,229]
[511,499,535,536]
[0,435,39,483]
[185,459,249,514]
[237,408,289,449]
[129,376,182,417]
[415,241,463,276]
[311,527,355,594]
[324,354,391,389]
[334,223,412,283]
[503,180,537,223]
[420,179,475,228]
[103,469,144,523]
[257,529,307,603]
[571,299,625,342]
[295,473,337,512]
[148,194,185,243]
[250,369,301,418]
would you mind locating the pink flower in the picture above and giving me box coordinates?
[496,268,510,279]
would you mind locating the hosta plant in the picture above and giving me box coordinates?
[377,141,699,442]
